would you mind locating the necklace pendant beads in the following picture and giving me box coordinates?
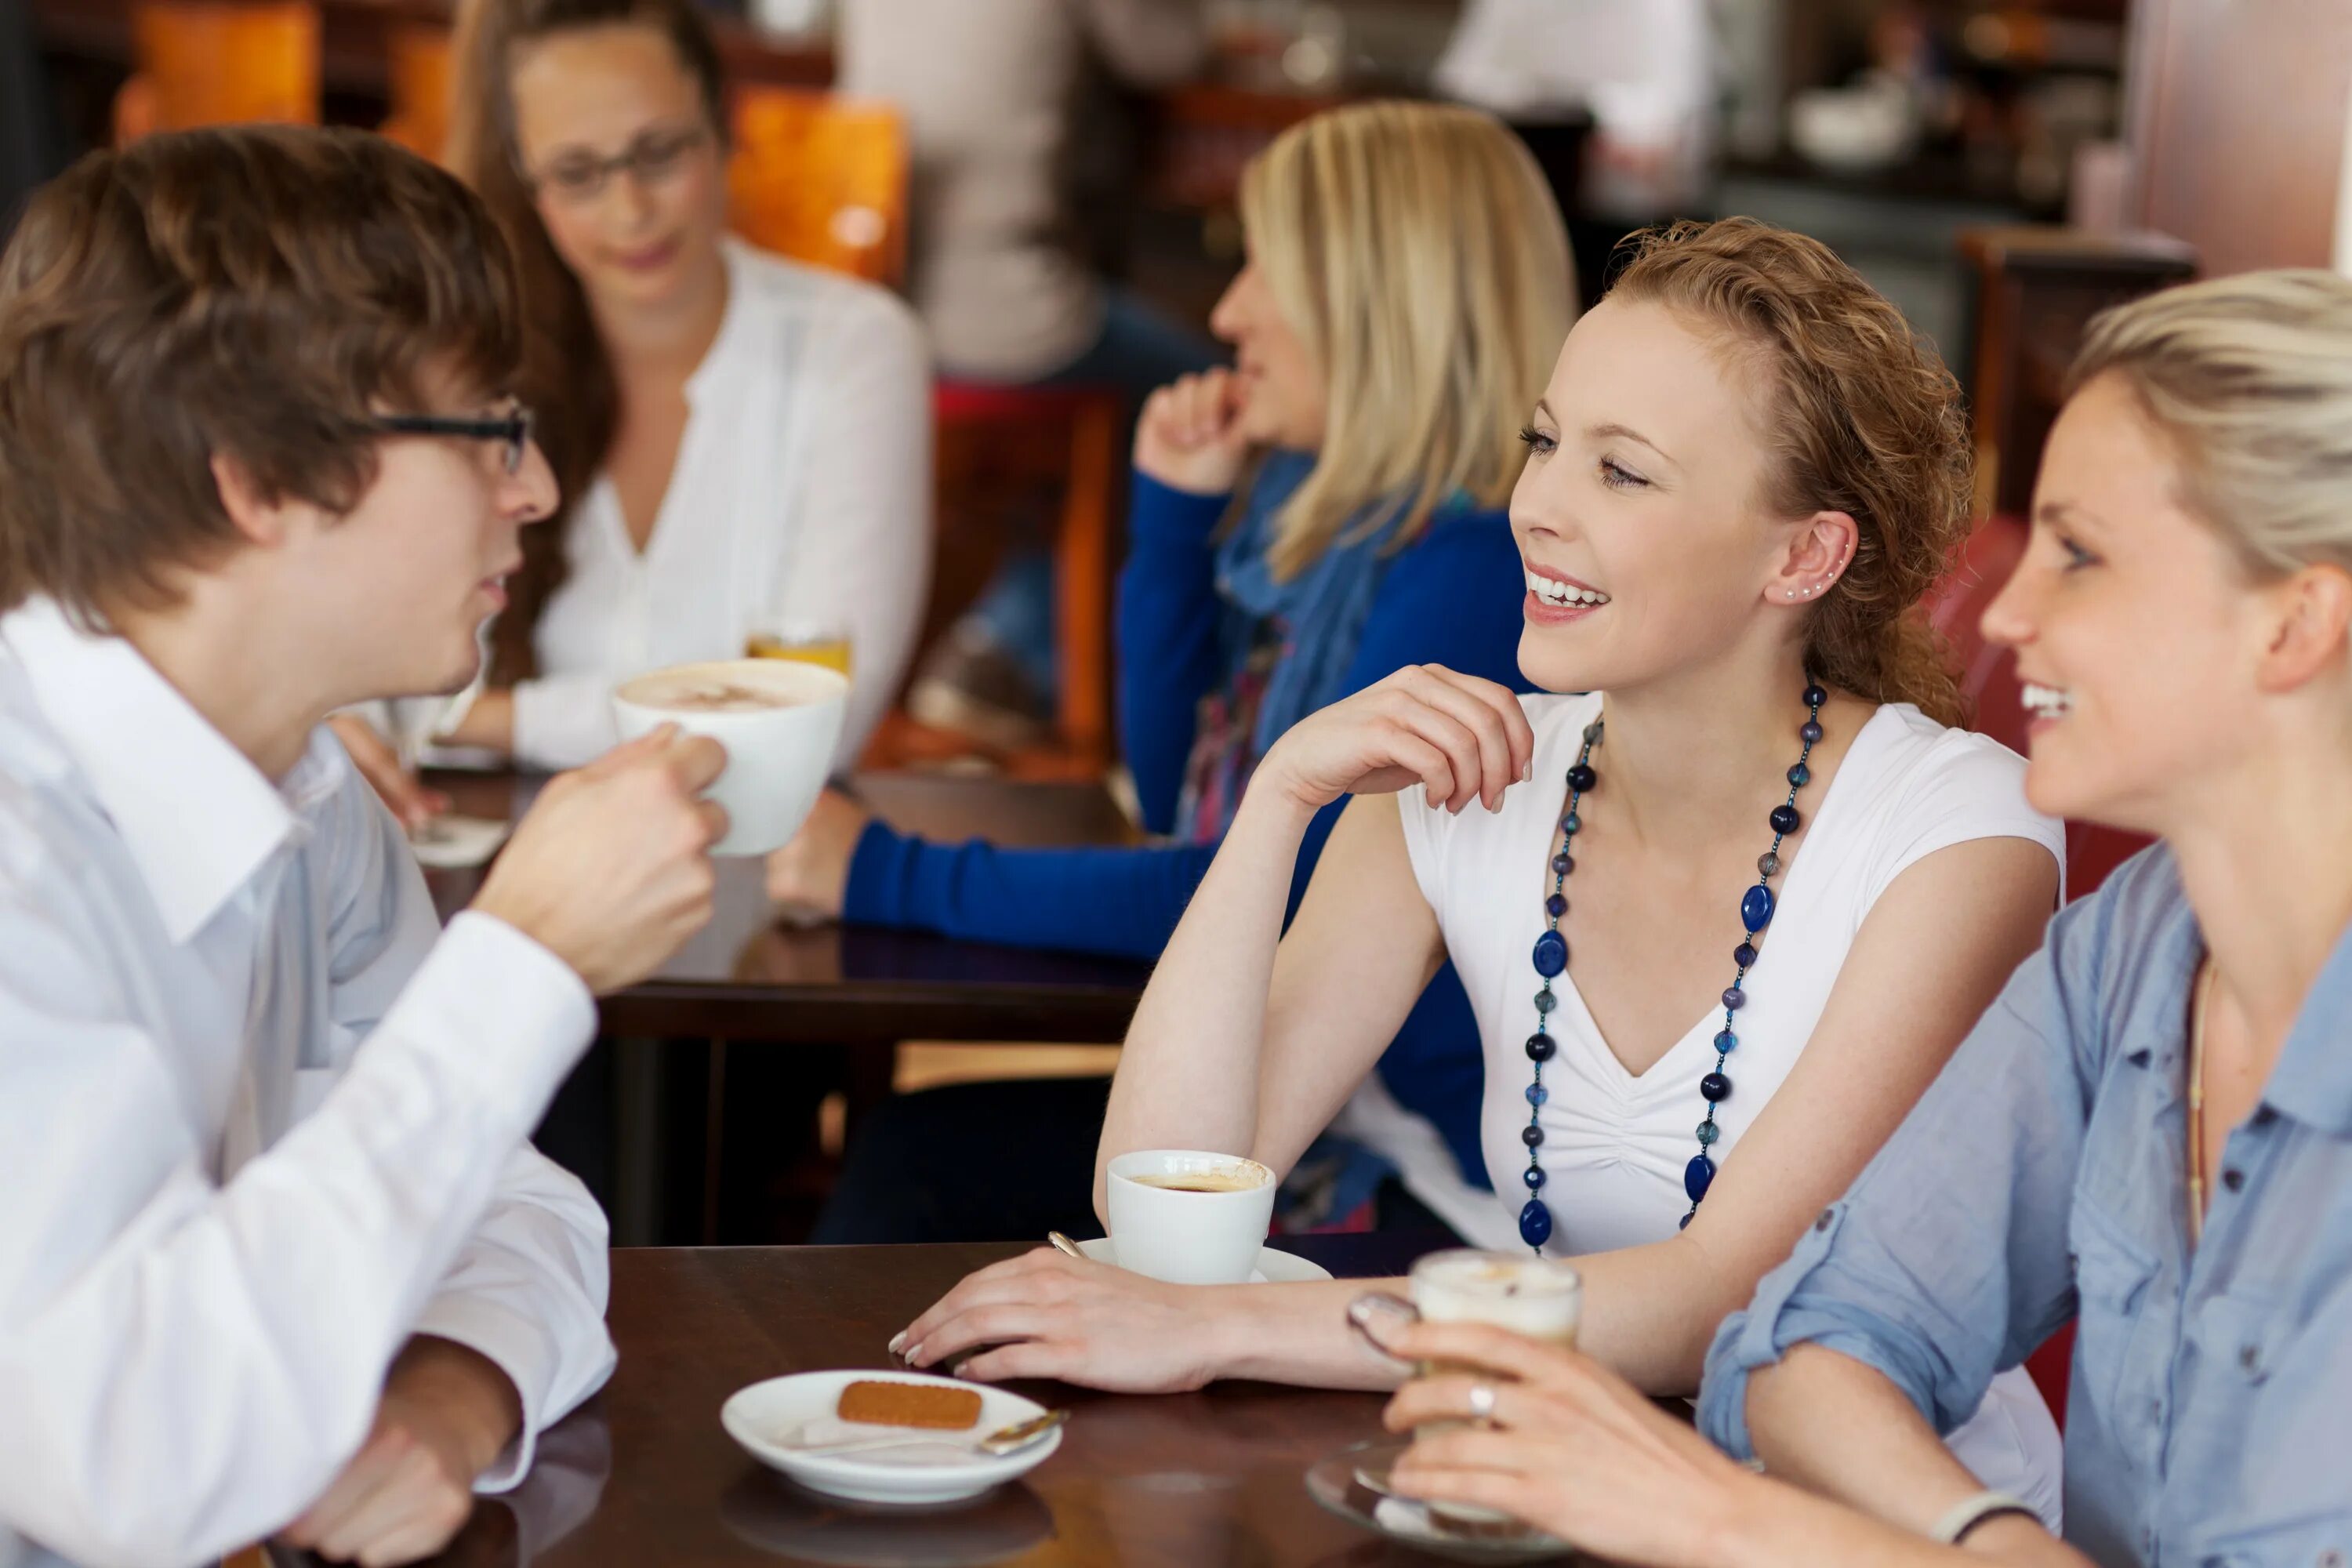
[1520,683,1828,1251]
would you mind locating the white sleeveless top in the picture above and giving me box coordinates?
[1397,691,2069,1524]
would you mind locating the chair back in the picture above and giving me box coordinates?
[727,85,907,287]
[378,24,456,164]
[115,1,321,144]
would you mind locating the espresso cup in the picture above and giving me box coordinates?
[611,658,848,857]
[1103,1149,1277,1286]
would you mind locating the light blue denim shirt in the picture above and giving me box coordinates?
[1699,845,2352,1568]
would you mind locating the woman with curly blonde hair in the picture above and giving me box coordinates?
[897,216,2067,1520]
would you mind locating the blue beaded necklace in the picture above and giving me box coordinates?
[1518,681,1827,1252]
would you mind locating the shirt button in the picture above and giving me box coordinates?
[1815,1209,1833,1233]
[2240,1344,2262,1373]
[2223,1167,2245,1191]
[2251,1105,2278,1128]
[2319,1551,2345,1568]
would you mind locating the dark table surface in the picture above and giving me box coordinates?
[402,1233,1522,1568]
[423,771,1150,1045]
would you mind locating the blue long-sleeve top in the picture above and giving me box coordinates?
[844,470,1534,1187]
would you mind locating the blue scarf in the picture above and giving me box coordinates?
[1218,450,1396,761]
[1174,452,1454,839]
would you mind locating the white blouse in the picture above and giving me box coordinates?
[1398,691,2070,1523]
[511,238,931,771]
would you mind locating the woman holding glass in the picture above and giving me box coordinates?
[895,217,2068,1521]
[336,0,930,822]
[1363,270,2352,1568]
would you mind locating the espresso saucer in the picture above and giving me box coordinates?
[1304,1440,1578,1563]
[722,1370,1061,1506]
[1073,1236,1334,1284]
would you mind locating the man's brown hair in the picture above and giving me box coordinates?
[0,124,524,623]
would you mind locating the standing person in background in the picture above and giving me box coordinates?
[335,0,931,823]
[771,100,1573,1247]
[837,0,1220,748]
[1438,0,1715,225]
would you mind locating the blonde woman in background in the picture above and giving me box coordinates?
[1365,268,2352,1568]
[773,100,1573,1250]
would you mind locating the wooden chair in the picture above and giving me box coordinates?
[1958,226,2196,519]
[377,23,455,164]
[726,83,907,287]
[112,1,320,145]
[924,381,1124,779]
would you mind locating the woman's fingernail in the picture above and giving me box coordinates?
[903,1341,924,1365]
[887,1332,907,1356]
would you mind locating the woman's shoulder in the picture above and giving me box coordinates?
[1849,703,2043,812]
[1394,499,1515,558]
[1831,702,2065,892]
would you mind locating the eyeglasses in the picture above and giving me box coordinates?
[372,404,534,474]
[525,123,713,205]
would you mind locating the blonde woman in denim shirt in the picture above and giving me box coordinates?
[1366,271,2352,1568]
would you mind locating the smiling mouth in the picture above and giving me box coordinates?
[2020,682,2074,722]
[1524,568,1610,610]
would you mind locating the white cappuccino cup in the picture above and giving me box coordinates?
[612,658,848,857]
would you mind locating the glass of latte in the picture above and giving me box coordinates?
[1392,1249,1582,1525]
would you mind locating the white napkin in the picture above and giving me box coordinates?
[779,1417,986,1468]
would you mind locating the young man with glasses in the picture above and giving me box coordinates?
[0,125,726,1568]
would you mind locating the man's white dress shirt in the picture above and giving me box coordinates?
[512,238,931,771]
[0,597,614,1568]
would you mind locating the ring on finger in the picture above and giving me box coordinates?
[1467,1381,1498,1422]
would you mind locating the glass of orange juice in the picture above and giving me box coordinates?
[745,617,852,677]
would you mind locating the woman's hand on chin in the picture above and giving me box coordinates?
[889,1248,1237,1394]
[1377,1320,1752,1568]
[1134,368,1252,496]
[1254,665,1534,818]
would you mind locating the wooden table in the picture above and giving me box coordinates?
[423,770,1150,1047]
[392,1233,1516,1568]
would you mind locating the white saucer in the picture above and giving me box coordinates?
[1075,1235,1334,1283]
[721,1370,1062,1505]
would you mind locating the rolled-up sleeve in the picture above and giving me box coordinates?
[1698,901,2103,1458]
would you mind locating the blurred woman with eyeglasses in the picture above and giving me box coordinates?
[331,0,931,823]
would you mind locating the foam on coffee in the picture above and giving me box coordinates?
[615,667,801,713]
[1410,1250,1581,1341]
[1127,1169,1269,1194]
